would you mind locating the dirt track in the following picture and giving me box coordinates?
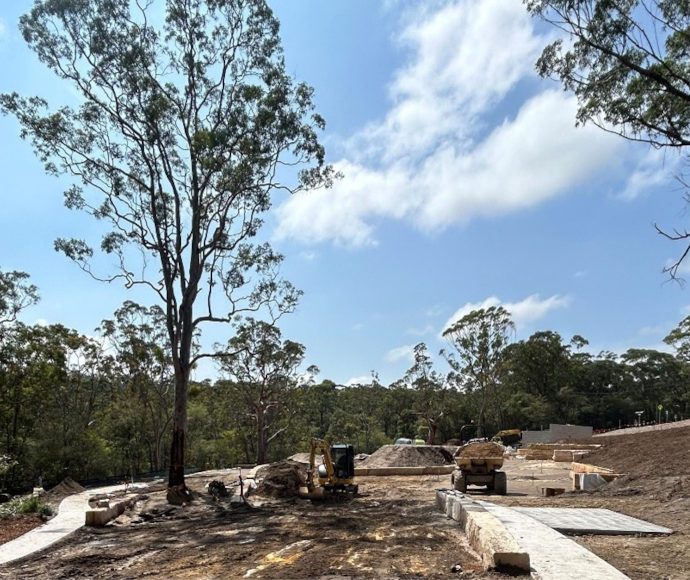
[1,426,688,579]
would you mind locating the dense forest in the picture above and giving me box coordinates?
[2,270,689,492]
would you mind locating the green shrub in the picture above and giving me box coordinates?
[18,496,52,517]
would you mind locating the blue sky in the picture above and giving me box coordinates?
[1,1,689,386]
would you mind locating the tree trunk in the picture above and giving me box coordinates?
[256,409,266,465]
[167,368,192,504]
[427,419,437,445]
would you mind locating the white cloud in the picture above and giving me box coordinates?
[351,0,541,164]
[344,375,374,387]
[385,344,415,363]
[299,250,317,261]
[618,148,680,201]
[274,2,620,247]
[442,294,570,333]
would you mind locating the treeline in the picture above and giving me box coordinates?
[2,296,690,492]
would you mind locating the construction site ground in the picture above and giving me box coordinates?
[0,424,688,580]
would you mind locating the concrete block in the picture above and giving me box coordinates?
[445,494,459,518]
[85,496,135,526]
[437,490,530,573]
[435,489,448,512]
[450,497,465,522]
[579,473,608,491]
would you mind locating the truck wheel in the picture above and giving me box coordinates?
[453,473,467,493]
[494,471,507,495]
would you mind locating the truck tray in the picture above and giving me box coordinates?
[454,456,504,471]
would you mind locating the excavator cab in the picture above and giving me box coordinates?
[329,443,355,480]
[300,438,358,499]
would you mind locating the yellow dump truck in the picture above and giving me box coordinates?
[451,441,507,495]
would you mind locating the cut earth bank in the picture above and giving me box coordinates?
[0,424,688,580]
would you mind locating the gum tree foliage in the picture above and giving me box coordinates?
[400,343,445,445]
[98,301,175,472]
[1,0,333,500]
[217,319,306,464]
[442,307,514,437]
[525,0,690,276]
[0,269,39,328]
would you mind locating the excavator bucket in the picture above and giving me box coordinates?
[298,485,325,499]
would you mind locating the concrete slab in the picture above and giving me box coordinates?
[511,507,672,535]
[0,483,131,565]
[479,502,631,580]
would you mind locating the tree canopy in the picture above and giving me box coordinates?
[526,0,690,276]
[1,0,333,502]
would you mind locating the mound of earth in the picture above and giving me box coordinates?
[360,445,455,468]
[569,424,690,500]
[583,424,690,476]
[44,477,85,500]
[253,460,306,498]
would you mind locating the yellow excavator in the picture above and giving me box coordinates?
[299,437,358,499]
[490,429,522,447]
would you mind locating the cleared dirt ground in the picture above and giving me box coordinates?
[0,424,688,579]
[0,474,503,580]
[492,425,690,580]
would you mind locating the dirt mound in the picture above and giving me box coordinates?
[571,424,690,500]
[577,424,690,477]
[45,477,85,498]
[253,460,306,498]
[360,445,455,468]
[456,442,504,458]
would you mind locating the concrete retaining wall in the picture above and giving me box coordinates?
[522,424,593,445]
[521,430,552,445]
[436,490,530,572]
[354,466,454,476]
[85,496,138,526]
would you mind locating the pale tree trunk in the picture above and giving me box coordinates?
[256,408,266,465]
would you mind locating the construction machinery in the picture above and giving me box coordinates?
[491,429,522,447]
[299,438,358,499]
[451,441,507,495]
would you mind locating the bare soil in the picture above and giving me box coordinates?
[0,474,502,580]
[0,427,688,579]
[0,515,43,545]
[491,425,690,580]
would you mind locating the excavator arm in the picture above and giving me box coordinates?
[304,438,334,493]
